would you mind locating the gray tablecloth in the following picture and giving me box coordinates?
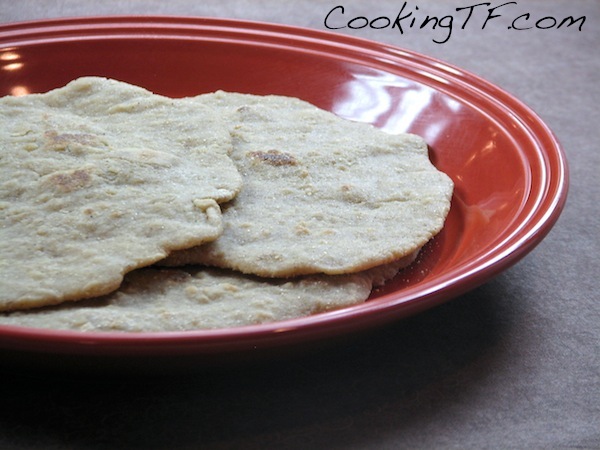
[1,1,598,448]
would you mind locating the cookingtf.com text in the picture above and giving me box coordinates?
[324,2,586,44]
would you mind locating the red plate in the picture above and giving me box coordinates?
[0,17,568,368]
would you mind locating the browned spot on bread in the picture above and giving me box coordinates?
[44,130,101,151]
[48,169,93,193]
[248,150,297,166]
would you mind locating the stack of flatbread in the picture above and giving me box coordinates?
[0,77,453,332]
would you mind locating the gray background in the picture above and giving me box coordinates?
[1,1,598,449]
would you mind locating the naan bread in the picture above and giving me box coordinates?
[163,92,453,277]
[0,253,416,332]
[0,78,242,311]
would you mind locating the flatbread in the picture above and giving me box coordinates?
[0,253,416,332]
[162,92,453,277]
[0,78,242,311]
